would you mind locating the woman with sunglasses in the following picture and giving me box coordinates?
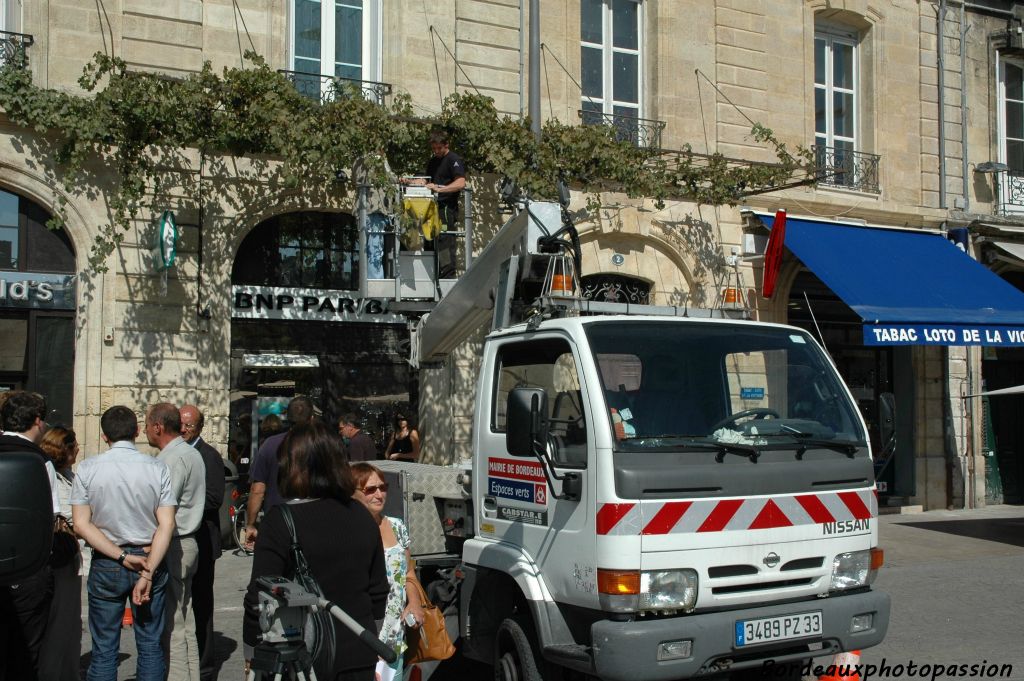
[38,426,82,681]
[243,423,389,681]
[351,463,424,681]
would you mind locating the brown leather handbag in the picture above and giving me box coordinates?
[404,577,455,665]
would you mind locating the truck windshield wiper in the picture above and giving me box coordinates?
[676,438,761,463]
[763,424,860,459]
[623,437,761,462]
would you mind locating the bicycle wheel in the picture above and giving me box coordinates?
[232,501,253,555]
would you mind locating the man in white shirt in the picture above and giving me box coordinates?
[146,403,206,681]
[71,405,177,681]
[0,391,58,680]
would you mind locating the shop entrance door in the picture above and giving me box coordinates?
[981,347,1024,504]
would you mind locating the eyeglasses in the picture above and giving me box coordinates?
[181,423,198,431]
[359,483,389,495]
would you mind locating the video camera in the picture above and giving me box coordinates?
[249,576,396,681]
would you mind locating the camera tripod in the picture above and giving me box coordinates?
[246,576,397,681]
[249,639,318,681]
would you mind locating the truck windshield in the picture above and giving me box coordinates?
[584,321,866,452]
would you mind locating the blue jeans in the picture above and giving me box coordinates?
[86,550,168,681]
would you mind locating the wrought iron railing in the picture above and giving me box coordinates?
[996,169,1024,214]
[578,109,665,149]
[278,70,392,105]
[813,145,881,194]
[0,31,34,69]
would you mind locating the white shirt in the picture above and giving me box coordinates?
[69,440,176,546]
[4,430,60,513]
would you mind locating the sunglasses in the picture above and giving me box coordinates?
[360,483,389,495]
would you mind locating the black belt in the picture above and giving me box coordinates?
[171,530,199,540]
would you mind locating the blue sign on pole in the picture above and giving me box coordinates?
[740,387,765,400]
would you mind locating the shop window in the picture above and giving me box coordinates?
[580,0,644,132]
[0,317,27,371]
[233,212,360,290]
[291,0,381,88]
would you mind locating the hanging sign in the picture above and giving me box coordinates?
[865,324,1024,347]
[152,211,178,271]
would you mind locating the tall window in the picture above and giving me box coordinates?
[580,0,642,126]
[291,0,380,85]
[814,31,859,188]
[998,56,1024,213]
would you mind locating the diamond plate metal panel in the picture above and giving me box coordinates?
[376,461,470,557]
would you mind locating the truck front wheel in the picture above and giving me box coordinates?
[494,617,544,681]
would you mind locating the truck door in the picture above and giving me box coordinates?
[479,334,592,605]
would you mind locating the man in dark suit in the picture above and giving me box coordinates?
[179,404,226,681]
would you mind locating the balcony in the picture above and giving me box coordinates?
[995,169,1024,216]
[278,70,392,106]
[813,145,881,194]
[578,109,665,149]
[0,31,34,69]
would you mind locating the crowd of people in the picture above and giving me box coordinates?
[0,390,425,681]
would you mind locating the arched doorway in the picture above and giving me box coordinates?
[228,211,415,468]
[0,187,77,424]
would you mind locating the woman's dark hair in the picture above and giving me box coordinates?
[277,422,355,500]
[394,413,416,430]
[40,426,77,469]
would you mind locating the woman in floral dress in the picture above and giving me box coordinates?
[352,463,424,681]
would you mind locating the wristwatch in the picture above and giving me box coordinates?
[116,550,128,566]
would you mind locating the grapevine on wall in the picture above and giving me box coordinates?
[0,51,810,270]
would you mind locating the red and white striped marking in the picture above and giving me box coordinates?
[596,490,876,536]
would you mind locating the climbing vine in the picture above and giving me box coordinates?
[0,51,811,270]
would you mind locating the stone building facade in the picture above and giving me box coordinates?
[3,0,1024,511]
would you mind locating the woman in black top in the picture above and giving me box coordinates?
[243,422,389,681]
[384,414,420,463]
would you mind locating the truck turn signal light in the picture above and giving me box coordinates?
[597,569,640,595]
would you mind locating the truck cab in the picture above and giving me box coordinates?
[459,313,889,680]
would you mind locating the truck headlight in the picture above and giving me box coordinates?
[830,548,882,591]
[640,569,699,612]
[598,568,699,613]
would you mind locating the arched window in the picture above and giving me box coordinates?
[0,189,75,272]
[233,212,359,290]
[580,273,651,304]
[0,187,76,424]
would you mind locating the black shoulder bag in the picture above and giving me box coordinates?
[279,504,337,678]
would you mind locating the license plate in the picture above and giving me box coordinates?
[735,611,822,647]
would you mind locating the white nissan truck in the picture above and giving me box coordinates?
[384,200,890,681]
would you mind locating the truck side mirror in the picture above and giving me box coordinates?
[506,387,550,458]
[0,452,54,585]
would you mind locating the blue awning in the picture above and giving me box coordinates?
[756,213,1024,346]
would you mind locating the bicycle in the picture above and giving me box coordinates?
[229,489,257,555]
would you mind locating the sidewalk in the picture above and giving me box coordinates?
[82,504,1024,680]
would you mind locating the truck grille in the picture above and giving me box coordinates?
[706,556,826,595]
